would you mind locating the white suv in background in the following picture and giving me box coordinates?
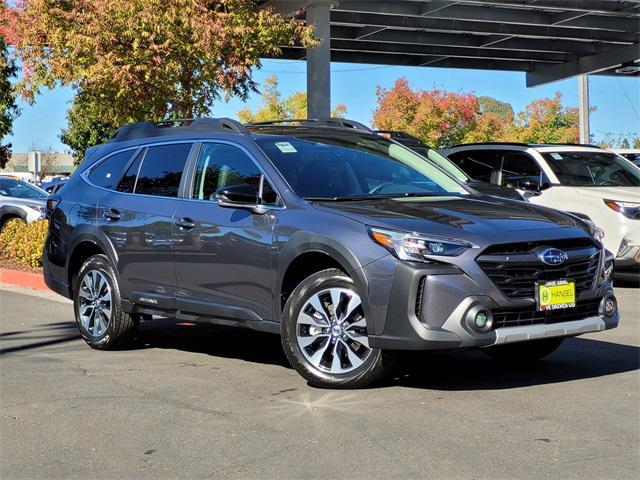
[444,143,640,278]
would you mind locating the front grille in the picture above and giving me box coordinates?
[477,239,600,299]
[492,299,601,329]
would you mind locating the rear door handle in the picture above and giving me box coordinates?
[175,217,195,230]
[103,208,121,221]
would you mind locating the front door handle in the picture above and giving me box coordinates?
[175,217,196,230]
[103,208,121,221]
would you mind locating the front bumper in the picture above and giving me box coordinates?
[365,260,619,351]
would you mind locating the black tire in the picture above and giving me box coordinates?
[281,268,394,389]
[73,254,137,350]
[482,337,564,363]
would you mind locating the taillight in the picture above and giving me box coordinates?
[46,196,60,219]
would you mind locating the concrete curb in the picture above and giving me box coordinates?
[0,268,49,291]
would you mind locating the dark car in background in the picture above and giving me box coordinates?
[43,118,618,388]
[376,131,526,201]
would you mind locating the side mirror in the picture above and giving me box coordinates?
[215,184,267,214]
[517,179,540,192]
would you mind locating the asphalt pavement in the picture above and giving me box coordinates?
[1,284,638,479]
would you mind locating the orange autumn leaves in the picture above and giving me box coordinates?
[373,78,580,148]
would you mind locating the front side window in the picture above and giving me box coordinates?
[447,150,498,183]
[192,143,277,204]
[542,151,640,187]
[499,152,550,189]
[255,133,466,199]
[0,178,48,199]
[89,150,136,189]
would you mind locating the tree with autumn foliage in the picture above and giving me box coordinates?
[237,74,347,123]
[0,4,19,169]
[508,93,579,143]
[373,78,580,147]
[2,0,315,161]
[373,78,503,148]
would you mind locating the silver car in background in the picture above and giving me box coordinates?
[0,176,49,231]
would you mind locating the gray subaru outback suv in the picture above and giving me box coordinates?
[43,118,619,388]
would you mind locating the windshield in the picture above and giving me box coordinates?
[255,133,467,199]
[0,178,48,199]
[542,151,640,187]
[422,148,469,182]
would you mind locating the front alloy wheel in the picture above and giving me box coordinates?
[296,287,371,374]
[281,269,394,388]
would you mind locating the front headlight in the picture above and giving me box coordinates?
[604,199,640,220]
[27,204,46,215]
[368,227,475,262]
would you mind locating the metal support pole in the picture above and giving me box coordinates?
[306,0,331,119]
[578,75,590,144]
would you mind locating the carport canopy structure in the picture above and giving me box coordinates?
[259,0,640,119]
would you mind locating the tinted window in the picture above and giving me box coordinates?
[192,143,277,204]
[89,150,135,189]
[542,151,640,187]
[134,144,192,197]
[499,152,550,189]
[117,152,143,193]
[255,134,465,199]
[448,150,498,183]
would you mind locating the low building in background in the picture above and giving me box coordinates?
[0,151,76,183]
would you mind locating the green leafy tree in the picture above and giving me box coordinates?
[237,74,347,123]
[478,96,514,123]
[4,0,315,158]
[0,35,19,168]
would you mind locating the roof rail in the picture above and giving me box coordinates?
[107,117,248,143]
[246,118,373,132]
[529,142,601,148]
[448,142,532,148]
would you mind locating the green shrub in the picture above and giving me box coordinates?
[0,219,48,268]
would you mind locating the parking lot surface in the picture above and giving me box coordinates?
[1,284,638,479]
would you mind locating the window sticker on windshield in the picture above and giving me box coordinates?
[550,153,563,160]
[275,142,297,153]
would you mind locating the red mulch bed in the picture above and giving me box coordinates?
[0,256,43,274]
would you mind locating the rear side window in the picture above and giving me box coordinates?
[192,143,278,204]
[448,150,498,183]
[89,150,135,189]
[117,152,143,193]
[116,143,192,197]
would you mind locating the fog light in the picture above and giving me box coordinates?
[603,296,617,316]
[474,311,489,329]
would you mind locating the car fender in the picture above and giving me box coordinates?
[276,231,372,326]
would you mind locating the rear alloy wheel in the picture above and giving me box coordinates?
[281,269,394,388]
[73,254,138,349]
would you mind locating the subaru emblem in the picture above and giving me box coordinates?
[539,248,568,266]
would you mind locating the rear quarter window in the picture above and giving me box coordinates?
[89,150,136,189]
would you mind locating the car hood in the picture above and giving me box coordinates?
[573,186,640,202]
[313,195,585,240]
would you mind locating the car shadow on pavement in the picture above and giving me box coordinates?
[135,318,292,368]
[386,337,640,390]
[0,321,81,355]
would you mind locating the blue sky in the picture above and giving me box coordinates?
[6,58,640,152]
